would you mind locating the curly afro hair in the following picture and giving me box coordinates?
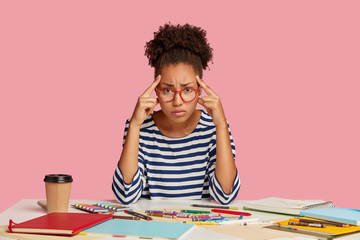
[145,23,213,79]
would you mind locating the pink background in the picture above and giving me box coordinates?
[1,1,359,213]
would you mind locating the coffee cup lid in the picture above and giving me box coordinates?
[44,174,73,183]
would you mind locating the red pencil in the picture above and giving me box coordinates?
[211,209,252,216]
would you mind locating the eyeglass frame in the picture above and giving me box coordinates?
[155,87,201,103]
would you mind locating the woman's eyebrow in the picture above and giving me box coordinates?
[181,82,196,86]
[162,83,175,87]
[161,82,195,87]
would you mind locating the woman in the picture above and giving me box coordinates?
[112,23,240,205]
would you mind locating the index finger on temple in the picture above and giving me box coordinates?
[143,75,161,96]
[196,75,215,95]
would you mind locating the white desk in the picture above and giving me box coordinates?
[1,199,360,240]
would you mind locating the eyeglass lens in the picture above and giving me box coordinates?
[159,88,197,102]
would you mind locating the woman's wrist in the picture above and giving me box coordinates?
[129,119,142,129]
[214,117,228,129]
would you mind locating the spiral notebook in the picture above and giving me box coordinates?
[243,197,335,215]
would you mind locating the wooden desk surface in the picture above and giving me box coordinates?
[1,199,359,240]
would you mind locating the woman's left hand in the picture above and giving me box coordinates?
[196,76,227,127]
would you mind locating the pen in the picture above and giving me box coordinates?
[211,209,252,216]
[124,210,152,220]
[192,216,225,221]
[219,218,260,225]
[242,221,275,226]
[112,215,140,220]
[289,218,351,227]
[288,221,326,228]
[192,214,221,218]
[190,204,239,210]
[112,212,140,220]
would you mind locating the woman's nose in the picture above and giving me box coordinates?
[172,92,183,106]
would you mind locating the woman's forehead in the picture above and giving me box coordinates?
[160,63,197,85]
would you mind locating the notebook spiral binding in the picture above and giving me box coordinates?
[303,201,335,209]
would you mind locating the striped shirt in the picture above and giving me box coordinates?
[112,110,240,205]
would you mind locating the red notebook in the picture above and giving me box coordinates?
[8,212,112,236]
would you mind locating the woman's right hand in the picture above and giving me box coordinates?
[130,75,161,127]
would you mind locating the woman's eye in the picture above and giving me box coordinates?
[184,88,193,93]
[162,88,173,94]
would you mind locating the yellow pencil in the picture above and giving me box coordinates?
[185,221,218,225]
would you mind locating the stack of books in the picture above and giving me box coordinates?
[8,211,195,239]
[244,197,360,238]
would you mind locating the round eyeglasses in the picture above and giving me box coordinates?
[156,88,200,102]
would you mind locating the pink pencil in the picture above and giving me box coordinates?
[211,209,252,216]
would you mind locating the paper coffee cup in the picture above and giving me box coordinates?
[44,174,73,213]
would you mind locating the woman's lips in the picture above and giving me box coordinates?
[172,110,186,117]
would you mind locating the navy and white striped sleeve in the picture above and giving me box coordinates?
[112,119,146,204]
[207,122,241,204]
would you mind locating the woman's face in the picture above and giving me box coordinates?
[157,63,200,124]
